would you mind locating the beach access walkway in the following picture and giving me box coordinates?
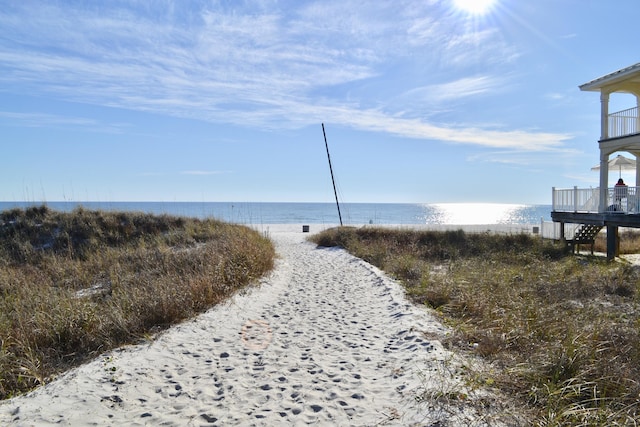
[0,225,519,426]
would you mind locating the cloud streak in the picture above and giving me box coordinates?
[0,111,128,133]
[180,171,230,176]
[0,1,570,152]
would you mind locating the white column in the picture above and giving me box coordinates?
[637,94,640,138]
[601,91,609,140]
[599,151,609,212]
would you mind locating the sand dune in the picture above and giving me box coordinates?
[0,225,518,426]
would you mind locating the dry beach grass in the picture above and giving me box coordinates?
[312,226,640,426]
[0,224,523,425]
[4,206,640,425]
[0,206,275,400]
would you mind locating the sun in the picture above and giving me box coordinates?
[452,0,497,15]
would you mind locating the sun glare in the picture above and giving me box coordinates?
[452,0,496,15]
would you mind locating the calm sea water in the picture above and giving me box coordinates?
[0,201,552,225]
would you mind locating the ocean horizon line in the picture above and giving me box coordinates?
[0,201,553,225]
[0,200,551,206]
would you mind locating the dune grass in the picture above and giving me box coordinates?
[311,227,640,426]
[0,205,275,400]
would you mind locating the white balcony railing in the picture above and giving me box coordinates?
[608,106,639,139]
[552,187,600,213]
[539,220,581,240]
[552,186,640,214]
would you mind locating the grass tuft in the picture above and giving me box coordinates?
[0,206,275,399]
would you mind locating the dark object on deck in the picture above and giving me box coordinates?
[567,224,603,254]
[302,225,310,233]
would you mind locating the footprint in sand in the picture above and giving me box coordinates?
[241,319,273,350]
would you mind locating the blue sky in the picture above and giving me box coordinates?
[1,0,639,204]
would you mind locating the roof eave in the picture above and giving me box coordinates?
[579,62,640,92]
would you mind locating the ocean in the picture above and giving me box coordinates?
[0,201,552,226]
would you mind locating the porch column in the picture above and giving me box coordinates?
[599,151,609,212]
[637,95,640,140]
[601,91,609,140]
[606,225,618,260]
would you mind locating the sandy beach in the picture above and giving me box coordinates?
[0,224,520,426]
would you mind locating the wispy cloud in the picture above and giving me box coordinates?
[0,1,569,152]
[401,75,505,105]
[467,147,583,168]
[140,171,231,177]
[347,112,572,151]
[545,93,565,101]
[180,170,229,176]
[0,111,129,133]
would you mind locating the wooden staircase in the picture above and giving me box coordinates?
[567,224,603,254]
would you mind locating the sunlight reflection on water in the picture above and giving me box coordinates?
[428,203,529,225]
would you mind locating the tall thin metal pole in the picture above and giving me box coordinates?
[322,123,343,226]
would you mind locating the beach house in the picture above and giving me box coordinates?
[552,62,640,259]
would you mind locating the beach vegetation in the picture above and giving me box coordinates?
[0,205,275,399]
[311,226,640,425]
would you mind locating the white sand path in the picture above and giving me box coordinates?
[0,225,515,426]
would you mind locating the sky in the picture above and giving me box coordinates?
[1,0,640,204]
